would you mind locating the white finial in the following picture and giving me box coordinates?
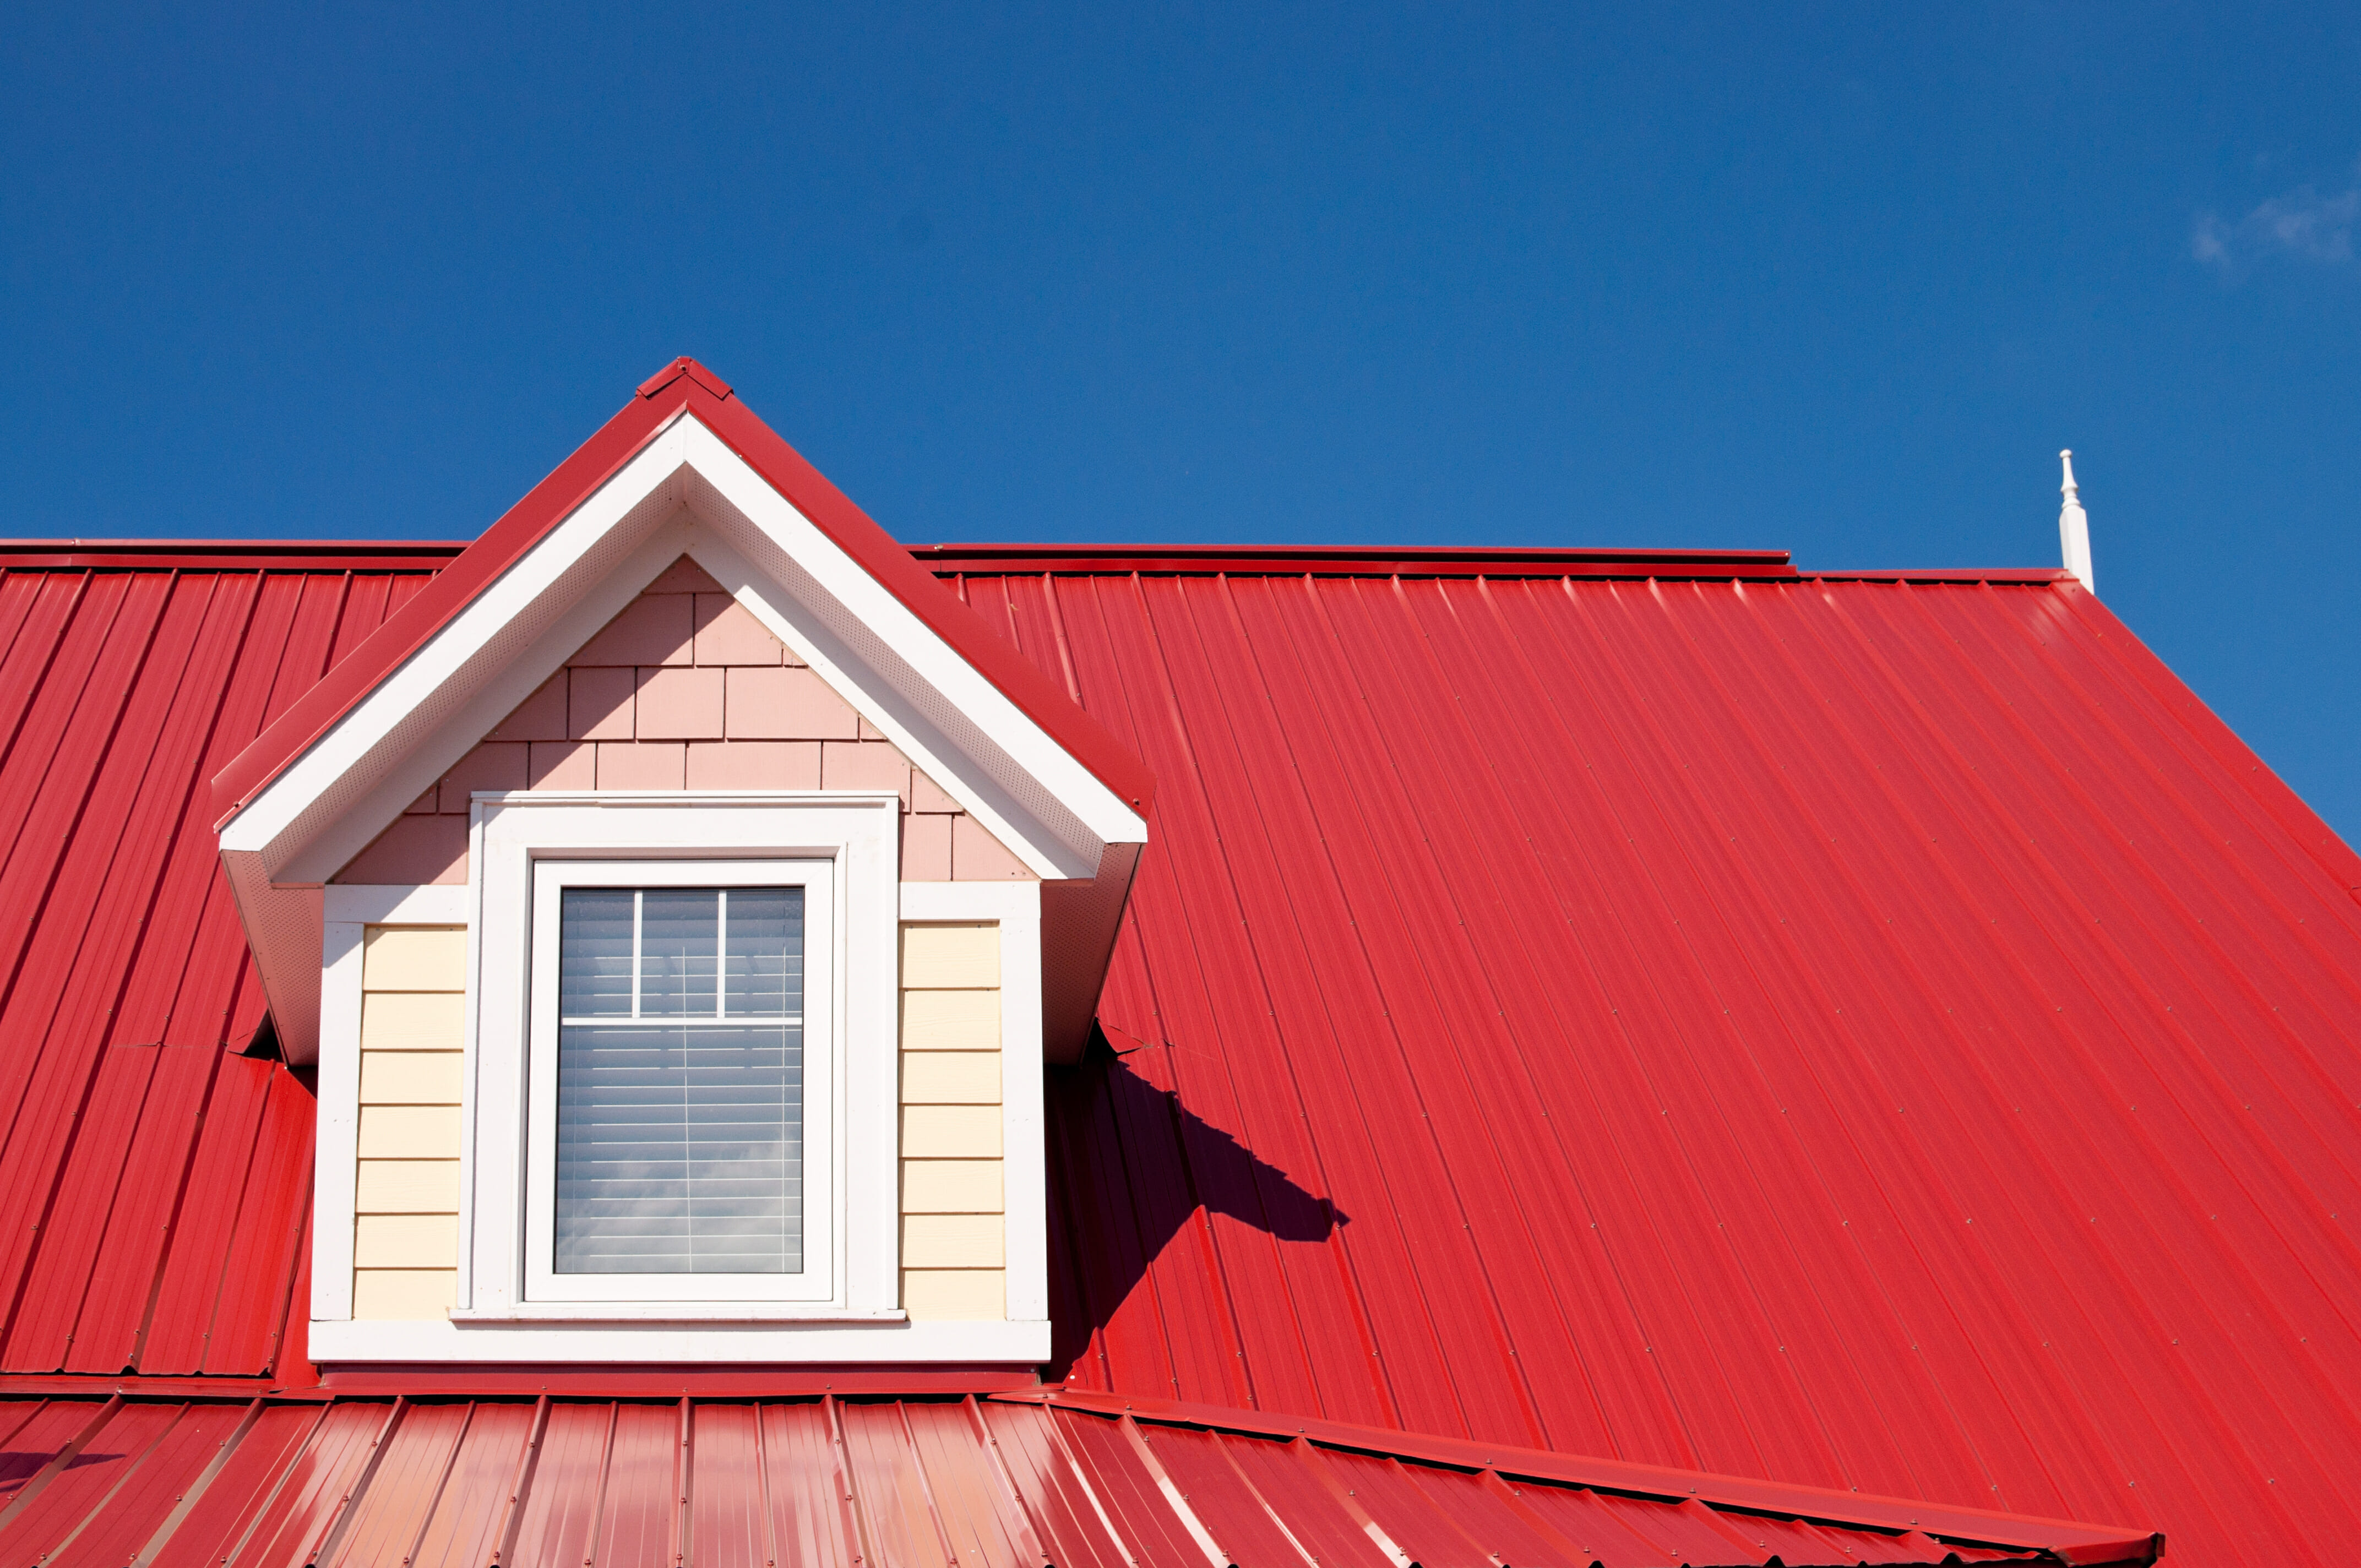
[2058,449,2095,594]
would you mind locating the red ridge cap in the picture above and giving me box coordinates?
[1002,1388,2161,1565]
[208,361,1154,831]
[637,355,733,400]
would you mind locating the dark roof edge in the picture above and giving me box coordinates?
[0,539,2075,586]
[0,539,467,570]
[1005,1389,2162,1566]
[912,542,1802,578]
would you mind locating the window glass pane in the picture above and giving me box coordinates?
[558,889,635,1017]
[639,889,718,1017]
[724,888,803,1019]
[554,885,803,1275]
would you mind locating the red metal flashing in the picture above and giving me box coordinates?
[297,1364,1042,1397]
[914,541,1803,579]
[635,353,734,400]
[1805,568,2077,584]
[0,540,464,570]
[205,361,1156,829]
[1006,1389,2162,1565]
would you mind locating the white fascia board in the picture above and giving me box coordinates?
[222,413,1144,890]
[322,885,470,924]
[307,1316,1052,1364]
[221,420,700,869]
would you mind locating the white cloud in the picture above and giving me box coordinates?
[2194,170,2360,275]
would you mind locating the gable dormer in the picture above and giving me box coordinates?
[210,360,1150,1366]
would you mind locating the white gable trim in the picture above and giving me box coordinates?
[219,413,1146,888]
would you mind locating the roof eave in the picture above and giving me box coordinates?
[1005,1388,2163,1567]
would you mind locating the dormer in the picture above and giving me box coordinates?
[210,359,1151,1366]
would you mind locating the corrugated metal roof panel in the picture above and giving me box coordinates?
[0,549,2346,1565]
[0,567,425,1382]
[0,1395,2100,1568]
[966,568,2361,1568]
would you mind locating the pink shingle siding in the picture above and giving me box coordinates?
[331,561,1031,883]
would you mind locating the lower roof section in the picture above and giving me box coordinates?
[0,1391,2153,1568]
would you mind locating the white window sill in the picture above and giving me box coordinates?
[309,1315,1049,1364]
[448,1305,908,1325]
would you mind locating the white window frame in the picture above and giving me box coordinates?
[458,791,902,1326]
[524,858,835,1305]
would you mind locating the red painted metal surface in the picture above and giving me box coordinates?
[0,565,431,1385]
[0,542,2352,1565]
[0,1396,2138,1567]
[966,566,2361,1568]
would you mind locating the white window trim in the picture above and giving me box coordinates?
[307,802,1058,1364]
[462,792,902,1328]
[523,858,835,1304]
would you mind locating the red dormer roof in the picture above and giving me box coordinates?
[207,358,1155,830]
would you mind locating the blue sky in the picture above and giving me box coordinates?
[4,4,2358,837]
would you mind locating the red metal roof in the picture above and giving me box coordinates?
[959,567,2361,1568]
[0,540,2353,1566]
[0,1393,2152,1568]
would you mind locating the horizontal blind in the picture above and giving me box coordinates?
[554,886,803,1275]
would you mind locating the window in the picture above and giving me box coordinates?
[524,857,837,1304]
[551,885,805,1276]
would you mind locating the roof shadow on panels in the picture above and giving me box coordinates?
[1047,1027,1346,1377]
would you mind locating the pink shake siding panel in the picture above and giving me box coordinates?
[903,813,953,880]
[646,556,725,592]
[485,675,567,741]
[596,742,686,790]
[687,741,821,790]
[528,741,595,788]
[821,739,910,804]
[726,665,859,739]
[333,567,1036,883]
[634,666,725,739]
[436,742,526,812]
[335,813,467,885]
[570,590,694,667]
[567,665,635,739]
[695,595,792,665]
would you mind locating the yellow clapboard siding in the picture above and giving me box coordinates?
[901,1213,1004,1268]
[900,1051,1002,1105]
[901,1104,1001,1158]
[355,1213,460,1268]
[358,1104,464,1159]
[901,1160,1003,1213]
[899,988,999,1051]
[359,1050,465,1105]
[356,1159,463,1214]
[362,926,467,992]
[359,990,466,1052]
[900,923,998,988]
[352,1268,457,1321]
[902,1268,1004,1321]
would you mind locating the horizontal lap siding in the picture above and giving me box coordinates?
[902,923,1005,1319]
[352,926,466,1320]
